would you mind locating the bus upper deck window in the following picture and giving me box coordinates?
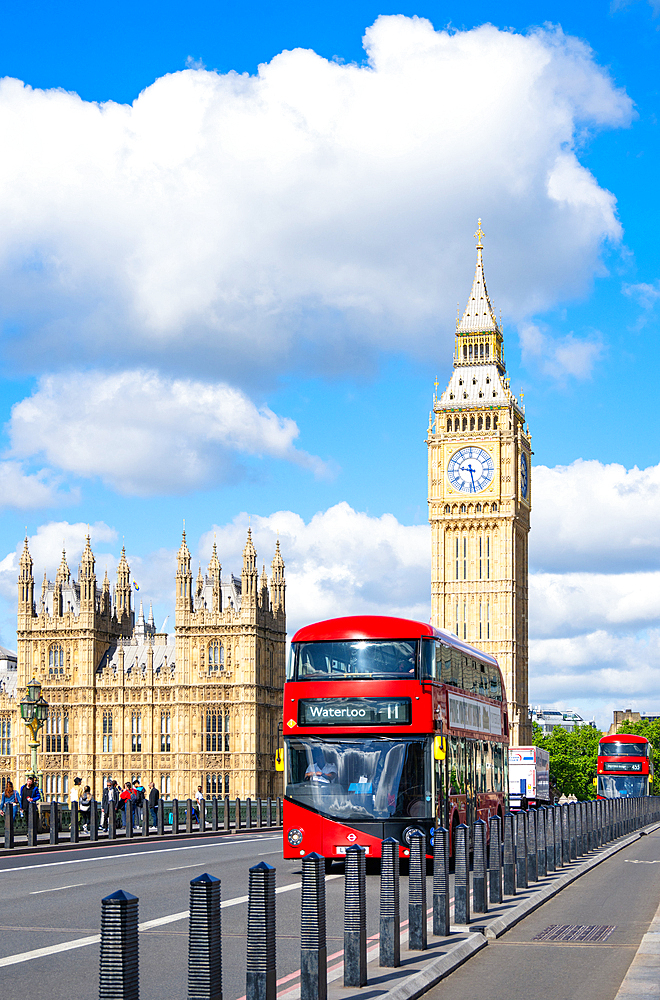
[421,639,436,679]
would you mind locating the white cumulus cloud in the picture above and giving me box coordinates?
[0,17,632,380]
[7,370,327,496]
[0,460,73,510]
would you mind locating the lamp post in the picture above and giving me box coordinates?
[20,679,48,790]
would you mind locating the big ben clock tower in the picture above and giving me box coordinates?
[427,221,532,744]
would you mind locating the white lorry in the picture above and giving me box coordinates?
[508,746,551,807]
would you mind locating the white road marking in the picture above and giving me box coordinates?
[624,859,660,864]
[0,836,281,876]
[0,873,342,967]
[30,883,86,894]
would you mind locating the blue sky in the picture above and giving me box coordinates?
[0,1,659,726]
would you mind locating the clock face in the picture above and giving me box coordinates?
[447,447,495,494]
[521,452,529,499]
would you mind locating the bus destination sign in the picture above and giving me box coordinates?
[602,761,643,773]
[298,697,412,726]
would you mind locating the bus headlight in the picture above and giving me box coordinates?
[402,826,425,847]
[287,827,304,847]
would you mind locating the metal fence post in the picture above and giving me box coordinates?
[277,798,282,827]
[27,800,38,847]
[200,799,206,834]
[503,812,516,896]
[246,862,276,1000]
[90,798,99,842]
[527,810,537,882]
[235,797,242,831]
[224,796,230,831]
[433,827,450,936]
[188,873,222,1000]
[70,800,79,843]
[300,853,327,1000]
[172,798,179,835]
[516,811,528,889]
[344,845,367,987]
[99,890,139,1000]
[50,800,59,846]
[157,799,164,837]
[454,823,470,924]
[488,815,503,904]
[257,798,263,829]
[472,820,488,913]
[408,831,427,949]
[537,807,547,878]
[577,802,584,857]
[561,804,569,862]
[211,796,219,833]
[380,837,401,965]
[142,801,149,838]
[186,799,194,835]
[108,800,116,841]
[246,797,252,831]
[4,800,14,849]
[125,800,134,840]
[267,797,272,827]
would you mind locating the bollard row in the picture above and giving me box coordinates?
[95,796,660,1000]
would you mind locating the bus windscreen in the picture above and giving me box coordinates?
[292,640,417,681]
[599,742,647,757]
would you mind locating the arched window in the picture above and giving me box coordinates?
[444,505,450,514]
[469,344,473,360]
[480,343,484,358]
[452,504,458,514]
[224,773,230,795]
[475,503,482,513]
[486,415,491,429]
[460,503,466,514]
[208,641,225,673]
[49,644,64,671]
[478,416,483,430]
[491,502,498,513]
[454,417,460,431]
[463,345,467,359]
[493,415,498,429]
[485,343,490,359]
[462,416,468,431]
[103,711,113,752]
[203,711,222,751]
[446,418,452,432]
[470,416,475,430]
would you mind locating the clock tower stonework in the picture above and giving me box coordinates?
[427,223,532,744]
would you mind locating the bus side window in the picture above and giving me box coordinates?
[437,642,450,684]
[478,663,488,697]
[463,658,478,696]
[489,664,502,701]
[451,649,463,688]
[421,639,436,679]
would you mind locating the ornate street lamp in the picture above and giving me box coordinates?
[20,678,48,788]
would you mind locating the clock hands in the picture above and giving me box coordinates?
[461,463,477,491]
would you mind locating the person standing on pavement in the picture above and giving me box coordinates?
[133,780,146,828]
[70,776,82,830]
[20,775,41,817]
[78,785,92,833]
[120,781,135,826]
[194,784,205,824]
[148,781,159,828]
[101,778,118,830]
[0,780,20,821]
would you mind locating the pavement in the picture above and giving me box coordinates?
[1,823,659,1000]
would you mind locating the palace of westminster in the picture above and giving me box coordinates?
[0,222,530,801]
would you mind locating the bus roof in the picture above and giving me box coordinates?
[599,733,649,744]
[291,615,499,667]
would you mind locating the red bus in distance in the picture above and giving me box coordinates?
[282,615,509,863]
[597,734,653,798]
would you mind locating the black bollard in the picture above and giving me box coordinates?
[224,796,230,831]
[186,799,194,835]
[108,800,116,841]
[4,800,14,849]
[99,889,139,1000]
[537,807,547,878]
[300,853,327,1000]
[433,827,450,936]
[257,798,263,830]
[172,798,179,835]
[276,798,282,827]
[267,797,272,827]
[90,798,99,842]
[576,802,583,857]
[246,862,276,1000]
[454,823,470,924]
[199,798,206,834]
[50,800,59,846]
[212,796,219,833]
[157,799,164,837]
[516,811,528,889]
[561,804,570,863]
[488,815,503,904]
[70,800,79,843]
[235,797,242,831]
[246,797,252,831]
[408,831,427,949]
[472,820,488,914]
[380,838,400,965]
[526,810,537,882]
[125,801,134,840]
[545,808,555,873]
[141,801,150,838]
[568,802,577,860]
[188,873,222,1000]
[344,845,367,987]
[27,801,38,847]
[503,813,516,896]
[552,805,561,868]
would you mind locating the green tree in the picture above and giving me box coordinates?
[616,719,660,795]
[532,722,602,800]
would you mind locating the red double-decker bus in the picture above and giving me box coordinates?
[597,734,654,798]
[282,615,509,863]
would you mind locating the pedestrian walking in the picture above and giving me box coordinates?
[0,780,20,821]
[70,776,82,829]
[20,775,41,817]
[134,780,146,828]
[194,784,205,824]
[101,777,118,830]
[148,781,159,828]
[120,781,136,826]
[79,785,92,832]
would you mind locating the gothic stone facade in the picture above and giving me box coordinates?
[0,528,286,800]
[427,224,532,744]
